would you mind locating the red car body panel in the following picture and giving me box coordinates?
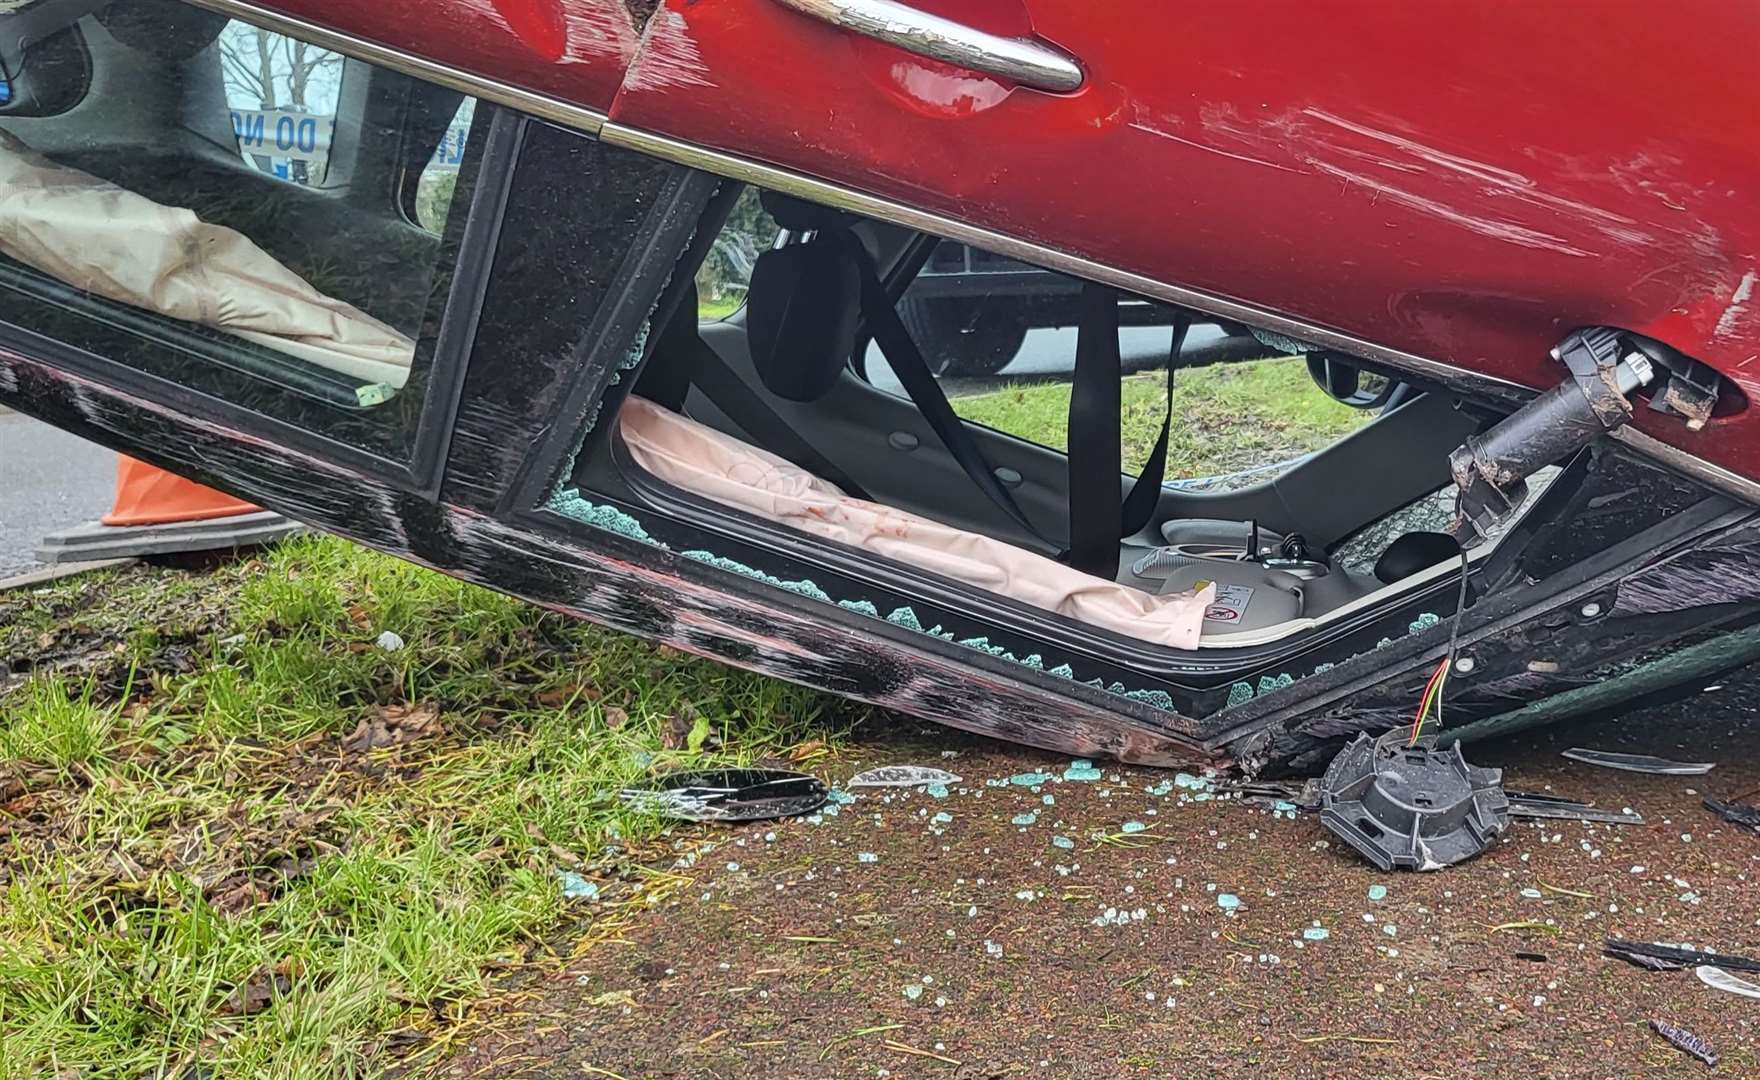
[258,0,638,109]
[266,0,1760,479]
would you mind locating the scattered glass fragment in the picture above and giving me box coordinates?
[847,766,962,788]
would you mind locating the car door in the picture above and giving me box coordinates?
[603,0,1760,486]
[234,0,636,119]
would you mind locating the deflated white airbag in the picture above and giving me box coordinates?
[0,129,414,386]
[619,395,1213,649]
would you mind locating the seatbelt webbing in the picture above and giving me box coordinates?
[844,234,1058,550]
[1120,313,1189,537]
[1067,284,1124,577]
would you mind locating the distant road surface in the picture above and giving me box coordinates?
[0,410,115,577]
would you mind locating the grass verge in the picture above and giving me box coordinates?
[0,536,855,1077]
[951,356,1372,478]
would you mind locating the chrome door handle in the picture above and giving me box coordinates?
[770,0,1084,93]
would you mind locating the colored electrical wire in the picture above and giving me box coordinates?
[1409,657,1448,745]
[1410,547,1474,745]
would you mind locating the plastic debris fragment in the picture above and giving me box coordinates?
[1649,1019,1717,1067]
[1561,748,1715,775]
[1505,791,1644,825]
[1604,938,1760,974]
[619,768,828,822]
[1319,731,1509,872]
[847,765,962,788]
[1703,795,1760,832]
[375,630,405,652]
[1696,966,1760,1001]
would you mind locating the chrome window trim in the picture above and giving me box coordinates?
[135,1,1760,510]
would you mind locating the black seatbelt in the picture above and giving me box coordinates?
[646,287,872,500]
[840,232,1059,551]
[1066,284,1124,577]
[1120,312,1190,537]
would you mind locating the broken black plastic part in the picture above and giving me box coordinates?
[1703,796,1760,833]
[1318,730,1510,871]
[1604,937,1760,975]
[1627,334,1729,431]
[1505,791,1643,825]
[1449,327,1642,543]
[619,768,829,822]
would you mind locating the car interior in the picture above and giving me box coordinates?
[607,188,1534,652]
[0,1,477,423]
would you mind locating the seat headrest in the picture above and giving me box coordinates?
[758,190,858,233]
[747,235,861,403]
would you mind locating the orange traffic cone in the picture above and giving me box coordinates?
[101,456,260,526]
[35,456,300,564]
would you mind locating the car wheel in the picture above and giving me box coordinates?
[899,298,1029,377]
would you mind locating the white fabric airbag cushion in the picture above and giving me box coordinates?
[0,129,414,387]
[619,396,1214,649]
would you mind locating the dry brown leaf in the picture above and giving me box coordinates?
[602,705,628,730]
[208,876,263,915]
[341,702,442,753]
[218,965,295,1016]
[661,712,693,750]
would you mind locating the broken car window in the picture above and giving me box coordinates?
[861,242,1375,484]
[0,3,484,457]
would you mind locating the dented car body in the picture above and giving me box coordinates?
[3,0,1760,776]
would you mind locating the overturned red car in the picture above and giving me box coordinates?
[2,0,1758,813]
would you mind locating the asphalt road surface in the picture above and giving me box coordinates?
[0,410,114,577]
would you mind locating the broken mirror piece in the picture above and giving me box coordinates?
[1702,795,1760,833]
[1319,730,1509,871]
[1561,748,1715,775]
[1604,938,1760,975]
[1696,966,1760,1001]
[1649,1019,1718,1067]
[619,767,829,822]
[846,765,963,788]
